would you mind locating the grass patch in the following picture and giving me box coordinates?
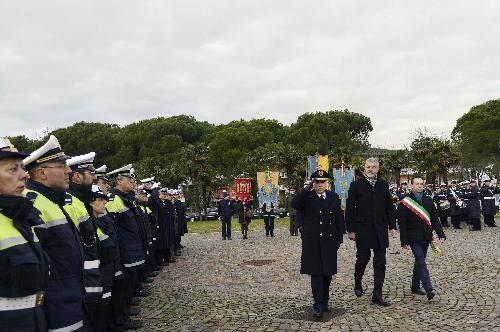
[187,217,291,234]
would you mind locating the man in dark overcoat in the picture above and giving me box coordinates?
[345,157,397,306]
[466,180,482,231]
[292,170,345,319]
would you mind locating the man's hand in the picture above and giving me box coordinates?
[348,232,356,241]
[389,229,397,238]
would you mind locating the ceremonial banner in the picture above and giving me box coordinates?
[257,171,279,207]
[307,154,329,179]
[333,167,354,210]
[235,178,252,202]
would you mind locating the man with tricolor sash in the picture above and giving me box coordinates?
[398,175,446,301]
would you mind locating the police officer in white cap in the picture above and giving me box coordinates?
[95,165,110,195]
[106,164,145,330]
[23,135,86,332]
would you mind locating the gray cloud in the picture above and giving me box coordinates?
[1,0,499,147]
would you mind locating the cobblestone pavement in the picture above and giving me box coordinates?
[138,221,500,331]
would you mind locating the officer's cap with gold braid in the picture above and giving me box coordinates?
[107,164,135,179]
[95,165,109,180]
[23,135,70,170]
[309,169,330,181]
[66,152,96,172]
[0,137,29,160]
[140,177,155,184]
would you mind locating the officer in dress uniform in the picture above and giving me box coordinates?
[446,180,462,229]
[106,164,145,330]
[65,153,115,330]
[262,202,276,237]
[23,135,86,332]
[95,165,110,195]
[433,184,449,227]
[292,170,345,319]
[459,181,470,226]
[217,191,233,240]
[396,182,408,201]
[0,138,49,332]
[480,179,497,227]
[173,190,186,255]
[466,180,482,231]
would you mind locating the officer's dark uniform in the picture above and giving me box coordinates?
[480,181,497,227]
[157,192,174,265]
[106,165,145,330]
[262,202,276,237]
[24,135,85,332]
[287,194,298,236]
[217,194,233,240]
[433,189,449,227]
[465,183,482,231]
[458,185,469,225]
[446,183,462,229]
[292,170,345,319]
[174,198,186,254]
[0,140,49,332]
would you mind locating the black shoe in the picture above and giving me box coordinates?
[243,235,247,239]
[227,237,232,240]
[142,277,154,284]
[175,250,181,256]
[411,287,426,295]
[354,287,364,297]
[149,271,160,277]
[426,290,435,301]
[313,307,323,319]
[322,305,331,312]
[491,224,498,227]
[179,244,184,248]
[271,234,275,237]
[122,319,143,330]
[128,305,140,316]
[372,297,391,306]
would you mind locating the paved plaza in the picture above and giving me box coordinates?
[138,221,500,331]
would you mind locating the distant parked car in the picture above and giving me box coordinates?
[274,208,287,218]
[251,208,263,219]
[201,207,219,220]
[188,212,201,221]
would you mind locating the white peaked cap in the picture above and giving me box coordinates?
[23,135,70,168]
[107,164,135,177]
[66,152,96,169]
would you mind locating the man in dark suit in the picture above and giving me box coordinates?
[398,175,446,300]
[346,157,397,306]
[217,191,233,240]
[292,170,345,320]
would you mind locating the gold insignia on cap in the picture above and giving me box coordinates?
[318,170,324,176]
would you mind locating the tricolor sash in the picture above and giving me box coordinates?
[401,196,432,229]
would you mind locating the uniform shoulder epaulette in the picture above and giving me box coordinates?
[107,193,115,201]
[25,191,38,202]
[65,193,73,205]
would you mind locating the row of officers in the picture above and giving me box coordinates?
[394,180,499,230]
[0,135,188,332]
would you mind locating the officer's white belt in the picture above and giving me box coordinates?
[124,260,145,268]
[0,292,43,311]
[85,287,103,293]
[102,292,112,299]
[84,260,100,269]
[49,320,84,332]
[115,270,123,277]
[483,197,494,199]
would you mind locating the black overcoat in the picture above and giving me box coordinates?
[465,187,481,219]
[480,186,496,216]
[292,188,345,276]
[345,177,396,250]
[398,193,446,246]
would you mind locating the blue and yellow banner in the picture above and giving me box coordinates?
[257,171,279,207]
[307,154,329,179]
[333,167,354,210]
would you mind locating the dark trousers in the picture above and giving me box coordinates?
[451,215,460,228]
[94,290,111,332]
[439,216,448,226]
[289,215,298,235]
[310,275,332,309]
[110,267,139,329]
[83,301,97,331]
[484,215,495,226]
[409,242,432,292]
[471,218,481,230]
[354,248,386,299]
[264,217,275,236]
[221,217,231,238]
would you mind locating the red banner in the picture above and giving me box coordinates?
[235,178,252,202]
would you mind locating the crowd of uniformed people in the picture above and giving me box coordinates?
[0,135,188,331]
[392,179,499,230]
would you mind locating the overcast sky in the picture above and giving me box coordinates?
[1,1,499,148]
